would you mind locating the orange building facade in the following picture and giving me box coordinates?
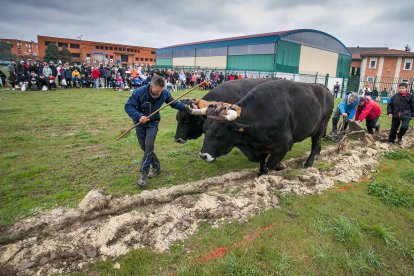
[37,35,156,67]
[0,39,39,60]
[360,49,414,92]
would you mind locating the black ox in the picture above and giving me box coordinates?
[189,79,334,175]
[175,78,276,144]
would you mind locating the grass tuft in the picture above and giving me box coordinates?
[368,182,412,208]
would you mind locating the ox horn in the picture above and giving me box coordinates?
[223,109,238,121]
[186,106,207,116]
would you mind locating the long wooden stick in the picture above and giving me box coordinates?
[116,81,206,141]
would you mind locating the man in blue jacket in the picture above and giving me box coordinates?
[330,92,359,134]
[125,75,187,187]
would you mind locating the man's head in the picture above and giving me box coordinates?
[348,92,359,103]
[398,82,408,93]
[358,97,366,107]
[49,61,54,66]
[150,75,165,98]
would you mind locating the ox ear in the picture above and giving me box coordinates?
[230,121,250,132]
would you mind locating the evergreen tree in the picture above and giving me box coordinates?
[60,46,72,64]
[44,43,60,63]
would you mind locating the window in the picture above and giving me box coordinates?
[71,53,81,58]
[96,46,99,49]
[367,76,375,83]
[70,44,80,49]
[150,58,153,62]
[109,55,113,59]
[114,47,118,51]
[45,41,54,46]
[58,42,68,47]
[369,57,377,69]
[401,79,408,84]
[151,51,155,54]
[100,46,104,49]
[121,55,128,62]
[109,47,113,50]
[105,46,108,50]
[145,58,148,61]
[404,58,413,70]
[86,54,90,57]
[135,57,139,61]
[140,58,144,61]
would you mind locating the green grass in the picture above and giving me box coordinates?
[1,88,413,274]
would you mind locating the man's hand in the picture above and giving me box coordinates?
[139,116,150,124]
[388,114,393,118]
[185,104,194,114]
[342,113,348,117]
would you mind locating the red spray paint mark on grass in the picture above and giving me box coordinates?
[336,178,370,193]
[197,223,276,263]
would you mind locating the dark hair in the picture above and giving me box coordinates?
[399,82,408,88]
[151,75,165,88]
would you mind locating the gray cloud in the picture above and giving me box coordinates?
[0,0,412,50]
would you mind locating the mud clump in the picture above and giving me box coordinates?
[1,129,413,275]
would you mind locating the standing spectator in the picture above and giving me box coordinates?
[56,62,62,87]
[91,66,100,88]
[42,63,52,79]
[16,60,27,83]
[49,61,57,77]
[387,82,414,145]
[333,81,340,98]
[63,66,73,88]
[0,69,6,87]
[99,64,106,88]
[362,85,371,97]
[330,92,359,134]
[353,97,382,134]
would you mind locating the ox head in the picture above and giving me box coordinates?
[188,102,248,162]
[174,99,205,143]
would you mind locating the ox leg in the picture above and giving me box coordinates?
[258,159,269,176]
[266,147,289,172]
[304,135,321,167]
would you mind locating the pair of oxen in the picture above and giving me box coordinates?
[176,79,334,175]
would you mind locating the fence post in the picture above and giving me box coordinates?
[314,72,318,83]
[325,73,329,86]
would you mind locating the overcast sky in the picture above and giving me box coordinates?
[0,0,412,50]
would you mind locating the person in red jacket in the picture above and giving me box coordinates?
[91,66,101,88]
[353,97,382,134]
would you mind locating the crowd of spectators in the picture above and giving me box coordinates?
[0,59,255,93]
[2,59,155,91]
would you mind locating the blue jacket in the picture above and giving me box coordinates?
[338,93,359,119]
[125,84,186,127]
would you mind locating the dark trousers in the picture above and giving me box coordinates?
[388,117,411,142]
[136,125,160,174]
[366,117,380,134]
[331,108,348,133]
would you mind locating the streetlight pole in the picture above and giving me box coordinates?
[78,35,83,65]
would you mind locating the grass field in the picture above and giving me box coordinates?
[1,87,413,274]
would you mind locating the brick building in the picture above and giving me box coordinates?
[37,35,156,67]
[348,46,388,76]
[0,39,39,60]
[360,49,414,92]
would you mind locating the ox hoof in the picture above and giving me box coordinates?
[175,138,187,144]
[304,162,313,168]
[257,168,269,176]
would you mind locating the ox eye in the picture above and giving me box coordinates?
[214,129,223,138]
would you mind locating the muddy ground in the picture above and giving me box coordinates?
[1,130,413,275]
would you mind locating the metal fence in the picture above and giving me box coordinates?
[347,75,414,97]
